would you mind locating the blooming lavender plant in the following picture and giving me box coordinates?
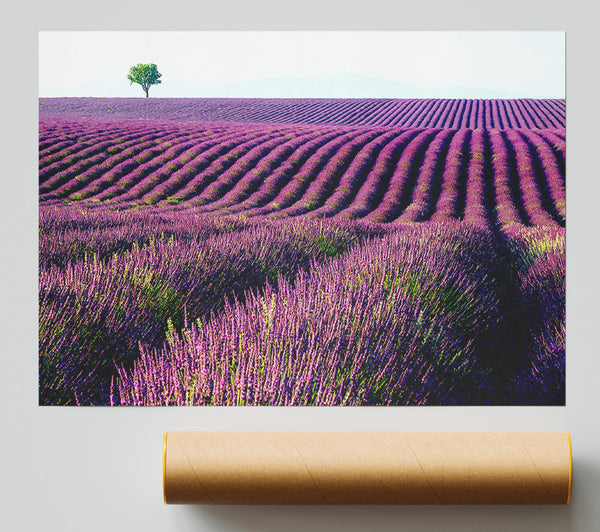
[39,212,368,404]
[115,222,509,406]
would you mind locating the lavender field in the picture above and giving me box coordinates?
[39,98,565,406]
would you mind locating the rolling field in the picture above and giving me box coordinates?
[39,97,565,128]
[39,98,565,406]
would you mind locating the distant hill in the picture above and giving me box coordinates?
[39,73,550,99]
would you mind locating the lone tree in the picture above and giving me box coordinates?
[127,63,162,98]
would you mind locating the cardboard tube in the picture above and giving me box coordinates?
[163,431,572,505]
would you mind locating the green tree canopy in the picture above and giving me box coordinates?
[127,63,162,98]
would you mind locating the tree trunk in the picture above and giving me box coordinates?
[145,89,149,98]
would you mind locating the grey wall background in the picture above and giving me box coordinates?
[2,1,598,530]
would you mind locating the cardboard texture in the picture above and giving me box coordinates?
[163,431,572,505]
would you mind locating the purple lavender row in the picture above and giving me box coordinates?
[39,117,204,169]
[363,129,440,223]
[489,129,526,226]
[537,129,566,164]
[462,129,492,228]
[536,100,566,130]
[467,101,479,129]
[236,129,370,217]
[315,100,372,125]
[40,98,566,128]
[430,129,471,221]
[271,129,387,218]
[328,130,419,219]
[39,120,135,162]
[411,99,446,129]
[40,204,254,268]
[190,129,325,213]
[41,129,206,201]
[433,100,463,129]
[517,130,566,222]
[435,100,459,129]
[59,130,216,201]
[114,222,508,406]
[460,100,476,129]
[378,100,422,127]
[352,100,415,126]
[489,102,504,130]
[304,129,404,219]
[396,129,455,223]
[397,100,432,129]
[40,215,370,405]
[40,124,566,228]
[213,130,348,216]
[39,123,172,186]
[519,100,550,130]
[88,129,235,202]
[159,128,297,205]
[506,100,530,129]
[39,128,190,198]
[39,120,84,151]
[39,117,128,147]
[350,100,395,126]
[501,224,565,404]
[127,127,279,205]
[185,129,305,208]
[504,130,558,227]
[104,127,282,204]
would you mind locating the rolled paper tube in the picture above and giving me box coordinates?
[163,431,572,505]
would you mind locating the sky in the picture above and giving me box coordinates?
[39,32,565,99]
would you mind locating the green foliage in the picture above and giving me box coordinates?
[127,63,162,98]
[166,196,183,205]
[312,234,346,257]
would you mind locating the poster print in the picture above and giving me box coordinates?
[39,32,565,406]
